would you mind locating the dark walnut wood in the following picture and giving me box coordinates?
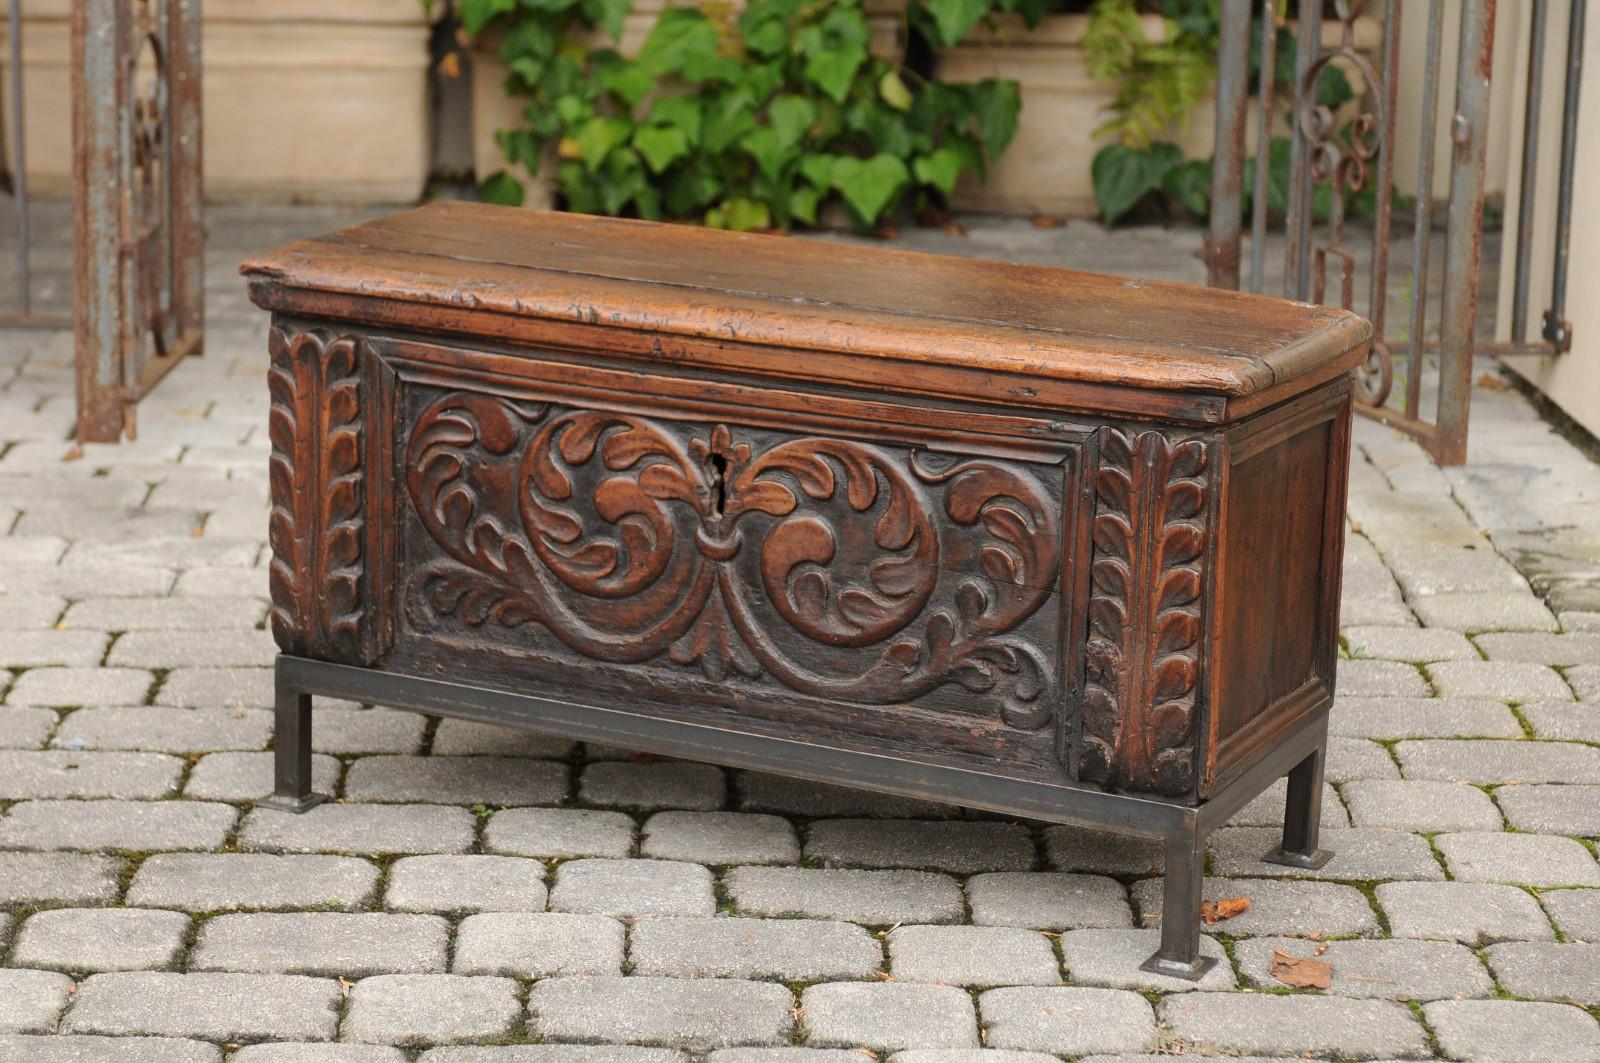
[245,203,1367,978]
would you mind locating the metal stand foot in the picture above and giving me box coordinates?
[263,659,330,814]
[1142,818,1215,981]
[1260,740,1333,869]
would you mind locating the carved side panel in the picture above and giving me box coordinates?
[397,388,1072,733]
[1079,427,1209,796]
[266,325,380,664]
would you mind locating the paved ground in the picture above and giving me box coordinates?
[1,208,1599,1062]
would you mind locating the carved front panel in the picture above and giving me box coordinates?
[394,382,1078,759]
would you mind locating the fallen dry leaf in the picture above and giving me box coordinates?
[62,444,84,462]
[1313,942,1330,956]
[1269,949,1333,990]
[1031,214,1063,229]
[1201,897,1252,924]
[1476,372,1512,392]
[338,976,355,997]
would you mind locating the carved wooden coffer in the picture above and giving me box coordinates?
[243,203,1368,804]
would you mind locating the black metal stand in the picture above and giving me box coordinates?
[260,655,1333,978]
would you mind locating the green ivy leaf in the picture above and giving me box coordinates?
[790,184,821,225]
[580,0,631,40]
[831,152,909,224]
[879,70,913,112]
[743,127,794,184]
[912,146,964,196]
[805,44,866,105]
[970,79,1020,160]
[637,8,721,77]
[1162,156,1211,218]
[1091,140,1181,224]
[634,125,690,173]
[478,170,526,206]
[600,62,655,108]
[461,0,517,37]
[768,94,817,149]
[924,0,988,46]
[648,96,704,146]
[703,87,758,153]
[575,115,633,171]
[800,152,837,189]
[706,198,772,231]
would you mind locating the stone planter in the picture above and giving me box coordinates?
[470,0,907,206]
[0,0,432,203]
[937,13,1380,217]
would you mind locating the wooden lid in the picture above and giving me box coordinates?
[241,201,1370,426]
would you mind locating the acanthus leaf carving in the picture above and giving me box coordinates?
[1079,427,1209,796]
[403,392,1066,731]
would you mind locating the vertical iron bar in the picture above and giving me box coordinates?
[1513,0,1549,346]
[168,0,203,354]
[1542,0,1583,351]
[1406,0,1446,422]
[1285,3,1320,299]
[1367,0,1402,360]
[73,0,126,442]
[1248,0,1277,294]
[7,0,28,316]
[1208,0,1252,289]
[1435,0,1497,466]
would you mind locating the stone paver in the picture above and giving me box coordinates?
[0,1036,223,1063]
[0,707,56,749]
[385,855,547,913]
[1157,994,1429,1058]
[54,707,273,754]
[62,972,341,1041]
[1330,696,1524,739]
[0,969,74,1033]
[453,912,624,977]
[806,819,1035,873]
[1058,929,1233,992]
[485,807,635,858]
[1412,592,1560,632]
[1130,876,1381,938]
[1343,625,1479,662]
[428,720,575,758]
[964,872,1133,929]
[0,852,124,905]
[190,912,450,975]
[4,667,153,706]
[1543,888,1600,941]
[343,975,521,1046]
[1425,1000,1600,1063]
[0,799,237,852]
[529,976,793,1052]
[1520,700,1600,741]
[126,853,379,911]
[344,756,567,806]
[801,983,977,1051]
[977,987,1156,1056]
[1427,660,1574,700]
[1483,941,1600,1005]
[725,866,965,924]
[420,1051,686,1063]
[1376,881,1556,944]
[632,916,880,980]
[237,803,475,855]
[1337,657,1432,696]
[887,924,1059,986]
[231,1047,407,1063]
[579,761,725,811]
[1494,783,1600,834]
[1043,826,1163,875]
[183,751,341,801]
[0,751,182,800]
[1342,779,1504,831]
[640,811,798,865]
[1436,831,1600,886]
[1234,936,1493,1000]
[11,909,190,973]
[1395,738,1600,783]
[548,858,715,917]
[1208,827,1445,881]
[735,771,955,818]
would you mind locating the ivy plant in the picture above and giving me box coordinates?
[465,0,1046,231]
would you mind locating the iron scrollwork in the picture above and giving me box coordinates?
[404,393,1064,729]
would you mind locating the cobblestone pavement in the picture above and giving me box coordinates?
[2,208,1599,1062]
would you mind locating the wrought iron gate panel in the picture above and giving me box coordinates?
[72,0,203,443]
[1207,0,1498,466]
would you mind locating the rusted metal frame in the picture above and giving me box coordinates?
[1432,0,1496,466]
[1542,0,1584,352]
[1247,0,1279,294]
[1405,0,1445,424]
[167,0,203,357]
[73,0,127,442]
[1207,0,1253,289]
[1284,3,1320,299]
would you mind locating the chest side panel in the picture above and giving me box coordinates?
[330,329,1095,784]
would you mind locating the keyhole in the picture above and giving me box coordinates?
[709,453,728,516]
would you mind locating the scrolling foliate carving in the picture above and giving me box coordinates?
[403,393,1065,729]
[1080,428,1208,796]
[267,325,375,663]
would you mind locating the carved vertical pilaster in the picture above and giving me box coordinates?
[1079,427,1209,797]
[266,325,378,664]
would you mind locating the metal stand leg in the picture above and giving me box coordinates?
[1261,741,1334,869]
[1140,819,1217,981]
[259,659,329,814]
